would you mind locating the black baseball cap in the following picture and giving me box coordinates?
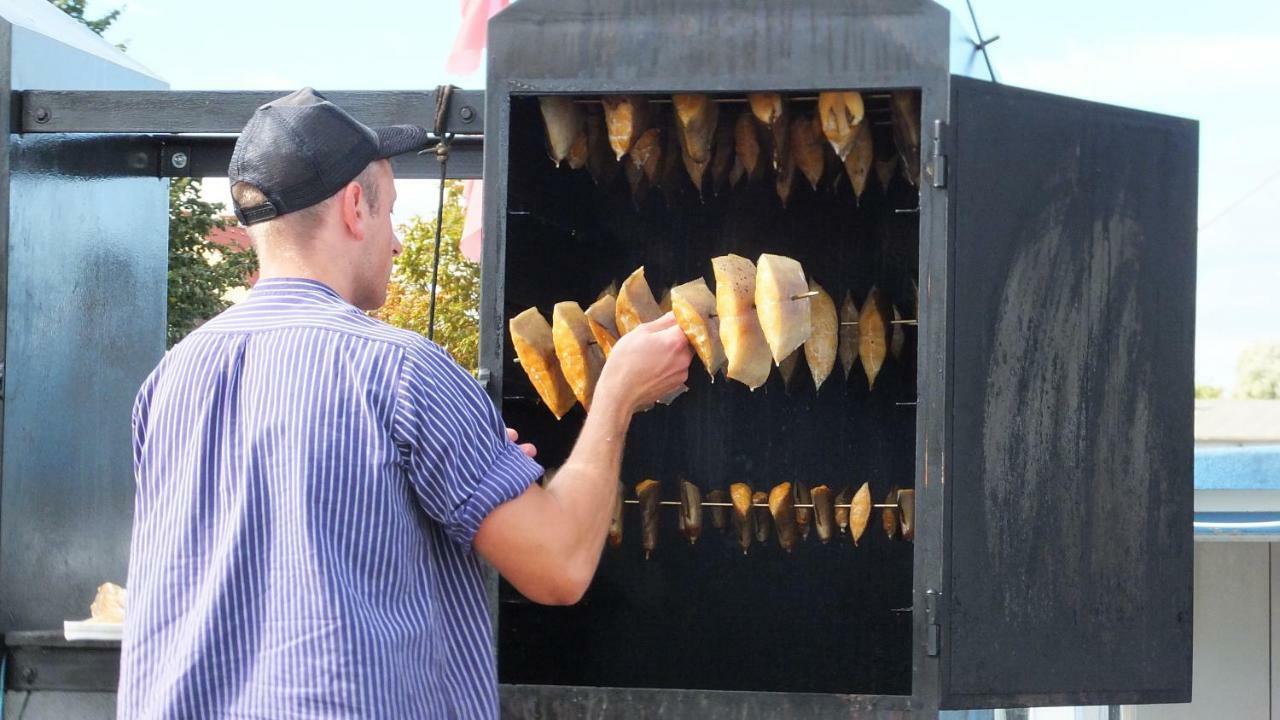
[229,87,429,225]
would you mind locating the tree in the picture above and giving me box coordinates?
[1195,385,1224,400]
[1236,343,1280,400]
[49,0,124,47]
[374,182,481,373]
[167,179,258,347]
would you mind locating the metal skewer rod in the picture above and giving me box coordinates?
[790,290,821,300]
[623,500,901,509]
[840,319,918,326]
[570,94,893,106]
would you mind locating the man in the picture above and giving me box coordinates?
[118,88,692,719]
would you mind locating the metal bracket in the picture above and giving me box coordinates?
[160,143,193,178]
[925,588,942,656]
[928,119,947,189]
[477,367,492,390]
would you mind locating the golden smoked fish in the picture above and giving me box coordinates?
[803,281,837,391]
[812,485,836,543]
[585,294,620,359]
[537,96,585,167]
[706,489,729,530]
[637,479,661,559]
[671,278,726,379]
[616,266,663,335]
[552,301,605,412]
[850,481,871,546]
[609,481,624,547]
[858,286,888,390]
[769,482,798,552]
[509,307,576,420]
[844,119,874,200]
[679,480,703,545]
[730,483,755,554]
[834,486,852,535]
[883,485,900,540]
[712,254,772,390]
[890,91,921,187]
[755,254,811,365]
[791,115,826,191]
[585,112,620,186]
[601,95,652,160]
[898,489,915,541]
[752,491,772,544]
[794,481,813,542]
[733,112,763,183]
[838,290,859,381]
[817,91,865,160]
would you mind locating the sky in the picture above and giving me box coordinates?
[97,0,1280,391]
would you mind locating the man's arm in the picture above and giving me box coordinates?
[474,314,692,605]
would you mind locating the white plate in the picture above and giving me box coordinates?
[64,620,123,641]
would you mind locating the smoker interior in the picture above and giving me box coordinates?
[497,93,921,695]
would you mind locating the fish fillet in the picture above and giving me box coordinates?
[883,485,900,539]
[552,301,605,411]
[898,489,915,542]
[608,481,624,547]
[585,112,620,186]
[889,91,921,187]
[812,485,835,543]
[616,266,662,335]
[585,294,620,359]
[748,92,784,127]
[803,280,837,391]
[775,134,796,207]
[509,307,577,420]
[838,290,859,380]
[875,155,898,192]
[730,483,755,554]
[843,119,874,200]
[710,121,735,194]
[850,482,871,546]
[601,95,651,161]
[791,114,826,191]
[752,491,772,543]
[834,486,852,535]
[673,94,719,164]
[678,480,703,545]
[630,127,663,184]
[817,91,866,160]
[637,479,661,559]
[538,96,585,167]
[712,255,772,390]
[769,482,797,552]
[755,253,811,365]
[858,287,888,389]
[794,481,813,541]
[733,112,762,181]
[890,305,905,360]
[706,489,729,530]
[670,278,726,378]
[566,132,589,170]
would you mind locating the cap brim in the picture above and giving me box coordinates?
[374,125,430,158]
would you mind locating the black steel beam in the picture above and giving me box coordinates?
[18,89,486,135]
[11,133,483,180]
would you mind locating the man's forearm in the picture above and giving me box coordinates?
[544,392,633,580]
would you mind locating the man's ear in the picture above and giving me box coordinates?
[339,180,366,241]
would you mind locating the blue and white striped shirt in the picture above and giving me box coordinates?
[119,278,542,719]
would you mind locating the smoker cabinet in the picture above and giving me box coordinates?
[481,0,1196,717]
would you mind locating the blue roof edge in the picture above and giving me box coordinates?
[1195,444,1280,490]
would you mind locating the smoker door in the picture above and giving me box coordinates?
[939,76,1196,709]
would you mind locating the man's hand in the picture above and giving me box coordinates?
[506,428,537,458]
[596,313,693,414]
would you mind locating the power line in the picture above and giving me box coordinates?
[1199,167,1280,232]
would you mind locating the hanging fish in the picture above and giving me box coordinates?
[673,95,719,194]
[793,481,813,542]
[817,91,866,160]
[608,481,624,547]
[660,127,687,203]
[755,254,812,365]
[551,301,605,412]
[791,114,826,191]
[778,350,802,391]
[812,485,836,543]
[752,491,772,544]
[803,281,837,391]
[509,307,577,420]
[834,486,852,535]
[630,127,663,184]
[890,305,905,360]
[898,489,915,541]
[636,479,661,559]
[769,482,798,552]
[670,278,726,379]
[883,485,900,540]
[775,136,797,207]
[585,112,620,186]
[875,155,898,193]
[616,266,663,335]
[730,483,755,554]
[566,133,589,170]
[843,119,874,200]
[585,294,620,359]
[658,286,673,315]
[858,286,888,390]
[601,95,652,160]
[706,489,729,530]
[624,162,649,207]
[733,112,763,183]
[748,92,784,127]
[679,480,703,545]
[889,91,921,187]
[838,290,859,381]
[712,254,772,390]
[850,481,872,546]
[537,96,586,167]
[709,121,736,194]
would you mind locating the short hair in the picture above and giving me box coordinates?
[232,161,382,232]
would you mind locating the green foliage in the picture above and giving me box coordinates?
[1236,343,1280,400]
[49,0,122,42]
[1195,385,1224,400]
[374,182,481,373]
[167,179,258,347]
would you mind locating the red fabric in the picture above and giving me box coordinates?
[460,180,483,262]
[446,0,510,75]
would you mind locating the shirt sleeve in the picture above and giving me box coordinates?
[393,340,544,546]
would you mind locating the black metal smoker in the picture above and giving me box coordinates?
[0,0,1196,718]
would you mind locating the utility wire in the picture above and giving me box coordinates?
[1199,167,1280,232]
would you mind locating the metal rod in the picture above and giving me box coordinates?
[622,500,901,510]
[790,290,820,300]
[840,319,918,326]
[571,94,893,106]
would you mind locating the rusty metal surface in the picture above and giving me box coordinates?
[941,77,1196,708]
[500,685,913,720]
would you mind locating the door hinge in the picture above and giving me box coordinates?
[928,119,947,189]
[477,366,491,390]
[925,587,942,656]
